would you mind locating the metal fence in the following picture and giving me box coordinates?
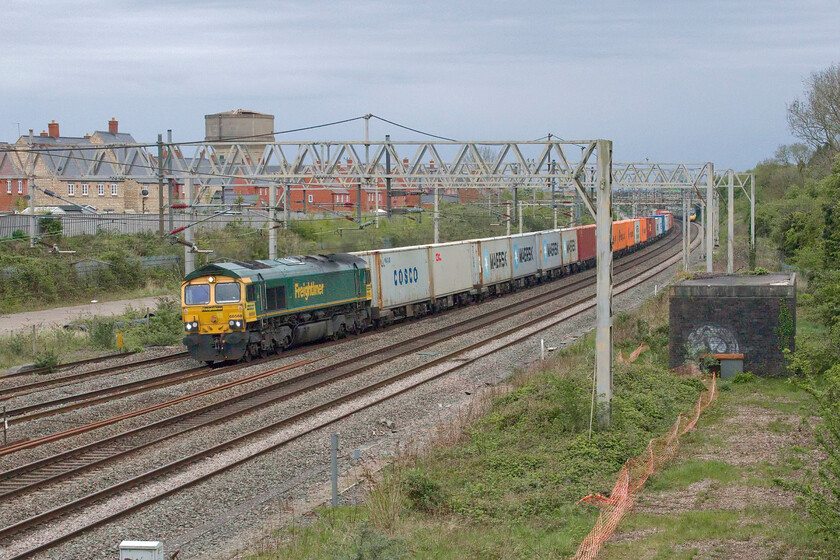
[0,211,290,238]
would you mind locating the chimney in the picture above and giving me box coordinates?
[108,118,118,134]
[48,120,59,138]
[40,130,48,137]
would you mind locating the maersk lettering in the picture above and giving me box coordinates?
[488,251,507,270]
[518,246,534,263]
[545,242,559,258]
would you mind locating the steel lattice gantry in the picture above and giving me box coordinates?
[6,138,727,421]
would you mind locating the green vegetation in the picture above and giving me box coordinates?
[0,298,182,368]
[249,293,714,559]
[0,202,555,313]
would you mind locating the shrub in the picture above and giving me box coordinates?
[782,365,840,545]
[88,320,116,349]
[34,349,60,372]
[731,371,757,384]
[401,469,446,513]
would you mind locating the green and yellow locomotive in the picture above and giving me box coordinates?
[181,254,371,363]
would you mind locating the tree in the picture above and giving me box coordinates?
[787,63,840,156]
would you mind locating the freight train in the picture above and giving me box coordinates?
[181,212,674,363]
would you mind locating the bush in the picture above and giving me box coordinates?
[782,365,840,545]
[402,469,446,513]
[88,320,117,350]
[731,371,757,384]
[34,349,60,372]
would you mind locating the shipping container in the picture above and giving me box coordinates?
[355,245,430,311]
[575,224,596,262]
[645,217,655,240]
[613,220,631,252]
[537,230,564,272]
[510,233,540,280]
[427,241,478,300]
[560,228,580,267]
[476,236,513,287]
[633,219,641,245]
[639,218,649,243]
[654,215,665,236]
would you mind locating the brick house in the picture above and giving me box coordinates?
[13,119,169,213]
[0,144,28,212]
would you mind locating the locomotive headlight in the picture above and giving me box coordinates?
[185,323,193,331]
[235,320,242,328]
[192,321,198,328]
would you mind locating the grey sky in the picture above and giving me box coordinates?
[2,0,839,170]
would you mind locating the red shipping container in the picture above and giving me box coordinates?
[575,224,596,262]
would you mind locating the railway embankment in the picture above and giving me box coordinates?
[246,289,833,560]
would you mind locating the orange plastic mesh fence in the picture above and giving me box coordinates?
[572,374,717,560]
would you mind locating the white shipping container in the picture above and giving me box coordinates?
[537,231,563,272]
[560,228,579,266]
[356,246,431,310]
[427,241,478,299]
[510,233,540,279]
[476,237,512,286]
[633,220,641,244]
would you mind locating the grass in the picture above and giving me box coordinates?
[597,370,831,559]
[0,297,183,369]
[246,292,729,559]
[0,203,536,313]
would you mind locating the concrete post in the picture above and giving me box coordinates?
[157,134,164,235]
[356,182,362,224]
[167,130,174,233]
[28,130,35,248]
[727,169,734,273]
[506,202,511,236]
[434,186,440,243]
[682,190,689,270]
[705,163,714,272]
[184,177,195,275]
[518,201,523,234]
[284,183,291,232]
[385,135,392,217]
[750,172,756,267]
[331,433,339,507]
[595,139,613,421]
[269,183,277,260]
[554,207,558,229]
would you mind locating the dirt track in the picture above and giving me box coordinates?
[0,296,166,335]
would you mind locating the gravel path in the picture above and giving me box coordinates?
[0,296,166,336]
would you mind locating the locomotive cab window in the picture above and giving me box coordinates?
[215,282,241,304]
[185,284,210,305]
[246,285,256,302]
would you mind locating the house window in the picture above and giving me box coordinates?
[17,180,22,194]
[308,194,313,203]
[82,183,89,196]
[68,184,75,196]
[111,183,118,196]
[98,183,105,196]
[5,181,9,194]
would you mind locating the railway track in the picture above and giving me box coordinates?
[0,224,697,560]
[0,227,681,454]
[0,227,681,431]
[0,351,190,400]
[0,226,695,559]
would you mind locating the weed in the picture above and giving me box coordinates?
[732,371,757,384]
[33,349,60,372]
[402,469,446,513]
